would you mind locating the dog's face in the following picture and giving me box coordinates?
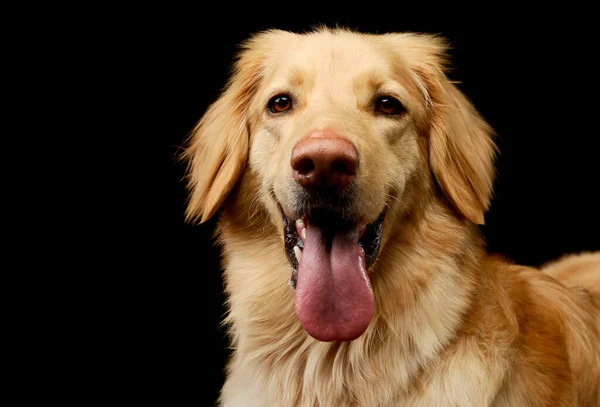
[184,28,496,342]
[248,31,426,226]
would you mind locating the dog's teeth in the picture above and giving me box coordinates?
[294,245,302,265]
[295,218,307,241]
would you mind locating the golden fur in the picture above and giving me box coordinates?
[183,28,600,406]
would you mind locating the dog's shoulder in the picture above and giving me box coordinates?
[480,257,600,406]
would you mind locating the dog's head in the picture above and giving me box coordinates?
[183,28,496,342]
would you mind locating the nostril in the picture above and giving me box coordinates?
[331,158,357,175]
[294,157,315,175]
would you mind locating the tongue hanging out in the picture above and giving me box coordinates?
[294,218,375,342]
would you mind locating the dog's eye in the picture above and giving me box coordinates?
[375,96,404,115]
[268,94,293,114]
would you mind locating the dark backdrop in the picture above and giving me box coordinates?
[123,8,599,406]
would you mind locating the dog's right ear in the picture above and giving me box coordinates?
[182,31,278,224]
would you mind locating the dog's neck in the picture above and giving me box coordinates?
[216,191,486,401]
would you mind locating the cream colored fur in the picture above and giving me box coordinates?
[183,27,600,406]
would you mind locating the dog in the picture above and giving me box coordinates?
[183,27,600,406]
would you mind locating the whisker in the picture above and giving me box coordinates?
[384,191,402,204]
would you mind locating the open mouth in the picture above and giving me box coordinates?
[283,208,385,342]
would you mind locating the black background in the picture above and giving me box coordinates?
[108,7,599,406]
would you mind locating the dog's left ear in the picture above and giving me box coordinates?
[388,34,497,225]
[427,80,497,225]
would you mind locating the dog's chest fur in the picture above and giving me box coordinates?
[215,215,529,407]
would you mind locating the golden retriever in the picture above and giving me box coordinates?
[183,27,600,406]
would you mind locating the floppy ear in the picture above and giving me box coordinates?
[390,33,497,225]
[182,32,275,224]
[427,81,497,225]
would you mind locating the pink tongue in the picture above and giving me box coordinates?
[295,220,374,342]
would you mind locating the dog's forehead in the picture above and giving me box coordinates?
[263,32,403,85]
[254,31,424,111]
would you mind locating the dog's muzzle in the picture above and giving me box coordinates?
[280,131,385,343]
